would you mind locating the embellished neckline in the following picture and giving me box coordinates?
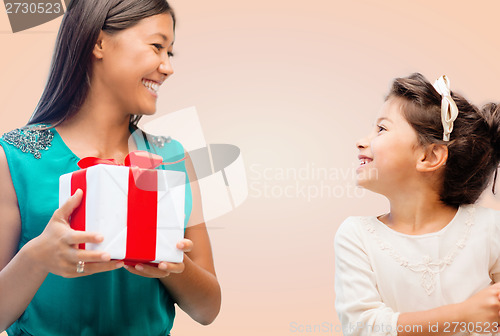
[52,125,171,161]
[50,126,80,161]
[373,206,462,238]
[1,123,172,160]
[363,205,475,295]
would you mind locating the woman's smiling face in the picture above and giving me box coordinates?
[355,97,423,196]
[92,13,175,116]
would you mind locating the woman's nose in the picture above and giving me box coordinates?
[159,56,174,77]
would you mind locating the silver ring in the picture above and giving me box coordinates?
[76,261,85,273]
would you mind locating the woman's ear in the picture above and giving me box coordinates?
[93,31,106,60]
[416,144,448,172]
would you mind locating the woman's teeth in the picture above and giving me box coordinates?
[142,79,160,93]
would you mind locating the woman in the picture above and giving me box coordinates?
[0,0,221,335]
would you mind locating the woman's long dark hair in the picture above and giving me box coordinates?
[28,0,175,128]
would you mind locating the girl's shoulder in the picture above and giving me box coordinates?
[334,215,378,245]
[337,215,375,230]
[474,205,500,227]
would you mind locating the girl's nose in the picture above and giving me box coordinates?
[356,136,368,149]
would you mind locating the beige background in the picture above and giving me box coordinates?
[1,1,500,335]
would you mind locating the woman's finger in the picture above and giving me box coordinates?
[176,239,193,253]
[62,230,104,246]
[124,264,170,278]
[53,189,83,222]
[71,249,112,263]
[159,261,185,274]
[57,260,123,278]
[71,260,124,277]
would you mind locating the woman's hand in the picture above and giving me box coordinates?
[27,189,124,278]
[123,239,193,278]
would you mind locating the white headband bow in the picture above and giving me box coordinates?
[433,75,459,141]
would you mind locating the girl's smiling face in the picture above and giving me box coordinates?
[356,97,424,196]
[92,13,175,116]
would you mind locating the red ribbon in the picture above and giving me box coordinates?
[78,150,164,170]
[70,151,182,263]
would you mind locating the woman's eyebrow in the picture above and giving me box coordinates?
[148,32,175,46]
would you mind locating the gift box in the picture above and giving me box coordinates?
[59,151,186,264]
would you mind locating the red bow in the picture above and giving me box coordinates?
[78,150,164,170]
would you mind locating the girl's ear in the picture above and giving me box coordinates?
[93,31,106,60]
[416,144,448,172]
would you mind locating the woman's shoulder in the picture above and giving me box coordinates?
[0,123,55,159]
[130,127,187,171]
[132,127,184,152]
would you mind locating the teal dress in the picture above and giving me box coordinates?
[0,123,192,336]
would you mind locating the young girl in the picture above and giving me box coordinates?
[335,73,500,335]
[0,0,220,335]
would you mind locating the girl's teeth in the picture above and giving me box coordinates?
[360,159,370,165]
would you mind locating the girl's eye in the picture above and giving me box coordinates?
[377,125,386,133]
[167,51,174,58]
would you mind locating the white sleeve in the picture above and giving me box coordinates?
[334,218,400,336]
[488,209,500,283]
